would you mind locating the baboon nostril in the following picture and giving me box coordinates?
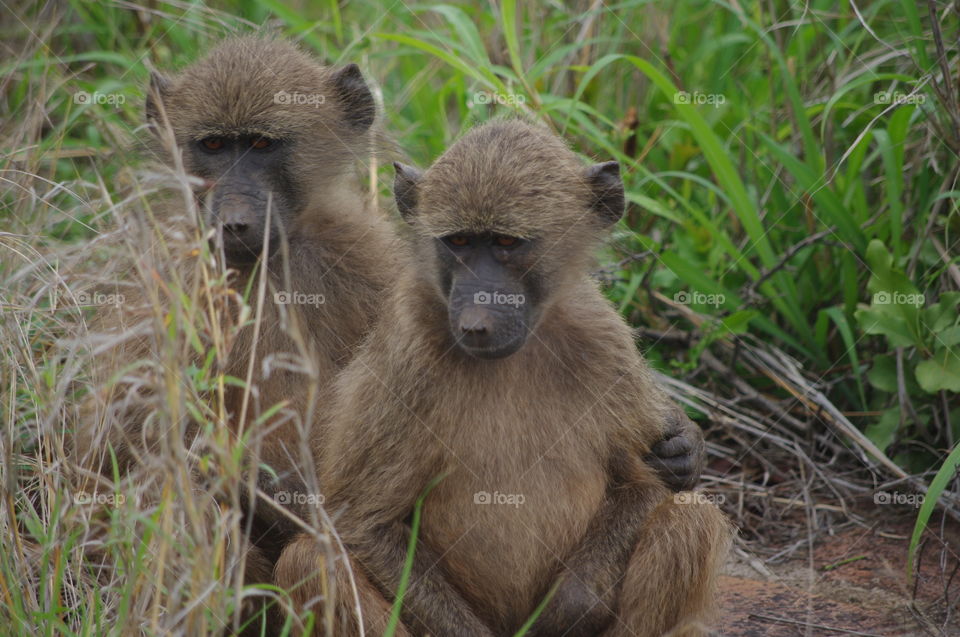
[224,223,249,235]
[459,305,492,334]
[461,322,487,334]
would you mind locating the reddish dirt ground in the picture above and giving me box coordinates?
[716,514,960,636]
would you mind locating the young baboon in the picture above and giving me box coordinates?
[73,35,399,632]
[277,120,730,636]
[141,35,397,532]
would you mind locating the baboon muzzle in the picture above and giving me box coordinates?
[448,278,529,360]
[208,181,277,264]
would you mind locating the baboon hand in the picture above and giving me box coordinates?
[645,408,705,492]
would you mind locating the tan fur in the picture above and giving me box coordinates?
[277,120,731,636]
[73,36,398,635]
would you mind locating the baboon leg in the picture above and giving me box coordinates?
[274,534,411,637]
[603,498,731,637]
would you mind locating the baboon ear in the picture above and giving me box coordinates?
[332,63,375,131]
[585,161,625,226]
[145,71,171,128]
[394,162,423,222]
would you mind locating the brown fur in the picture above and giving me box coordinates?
[72,36,398,635]
[276,120,731,636]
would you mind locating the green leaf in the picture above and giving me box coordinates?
[721,310,758,335]
[924,292,960,332]
[908,442,960,580]
[375,33,504,92]
[500,0,525,86]
[856,306,920,348]
[755,130,866,252]
[915,350,960,393]
[865,408,900,453]
[935,326,960,348]
[824,307,867,409]
[428,5,490,67]
[867,355,898,393]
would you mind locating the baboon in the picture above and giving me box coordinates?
[73,36,399,633]
[139,35,396,536]
[276,120,730,636]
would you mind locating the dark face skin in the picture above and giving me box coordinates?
[437,232,543,359]
[188,135,300,266]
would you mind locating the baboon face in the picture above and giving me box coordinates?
[434,230,540,359]
[187,133,297,264]
[394,122,625,360]
[145,37,376,267]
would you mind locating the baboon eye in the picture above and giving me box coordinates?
[447,235,469,247]
[495,235,521,247]
[251,137,272,150]
[200,137,225,151]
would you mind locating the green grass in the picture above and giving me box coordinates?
[1,0,958,634]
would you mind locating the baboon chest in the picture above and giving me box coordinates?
[420,389,609,626]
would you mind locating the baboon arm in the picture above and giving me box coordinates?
[347,521,496,637]
[526,460,669,637]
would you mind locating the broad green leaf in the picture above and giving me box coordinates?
[915,350,960,393]
[856,306,920,348]
[867,354,898,393]
[924,292,960,332]
[865,408,900,453]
